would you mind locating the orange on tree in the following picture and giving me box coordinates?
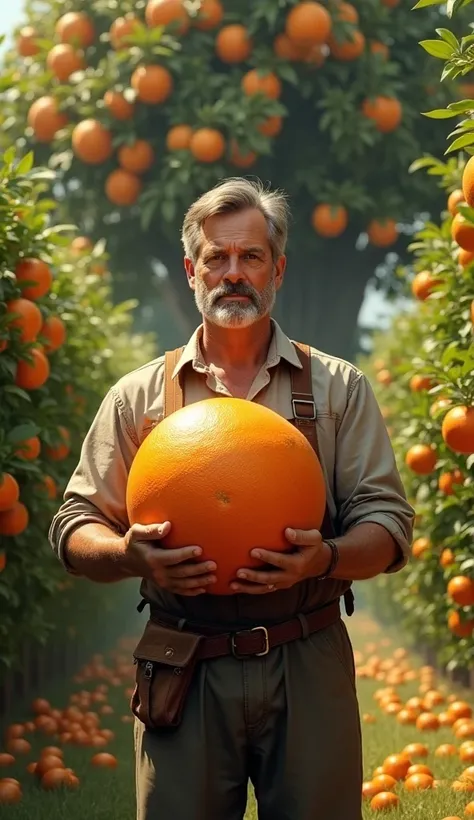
[0,502,29,537]
[126,397,327,595]
[405,443,437,475]
[15,347,50,390]
[441,406,474,455]
[448,189,465,215]
[118,140,155,174]
[14,258,52,301]
[230,142,257,168]
[0,473,20,512]
[70,236,93,253]
[438,470,464,495]
[440,548,455,567]
[362,97,402,133]
[376,368,392,386]
[312,204,348,238]
[241,70,282,99]
[6,297,43,342]
[72,120,113,165]
[447,577,474,608]
[17,25,40,57]
[336,2,359,23]
[462,156,474,207]
[166,124,193,151]
[370,41,389,59]
[27,96,67,143]
[55,12,95,48]
[45,426,70,461]
[367,219,398,247]
[258,116,283,138]
[285,2,332,46]
[329,30,366,61]
[195,0,224,31]
[459,249,474,267]
[46,43,84,82]
[410,374,433,392]
[103,90,135,121]
[215,24,252,63]
[189,128,226,163]
[412,537,431,558]
[105,169,142,205]
[451,213,474,251]
[41,316,67,353]
[145,0,190,34]
[109,15,139,49]
[411,269,441,300]
[15,435,41,460]
[131,64,173,104]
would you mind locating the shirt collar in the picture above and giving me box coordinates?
[171,318,303,379]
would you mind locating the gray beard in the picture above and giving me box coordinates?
[194,277,276,328]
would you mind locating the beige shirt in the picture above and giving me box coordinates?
[49,319,414,629]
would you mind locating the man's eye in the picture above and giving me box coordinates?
[244,253,258,260]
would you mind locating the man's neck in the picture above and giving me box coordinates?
[200,317,273,370]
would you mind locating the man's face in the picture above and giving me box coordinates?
[185,208,286,328]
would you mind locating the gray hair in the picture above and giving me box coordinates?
[181,177,290,263]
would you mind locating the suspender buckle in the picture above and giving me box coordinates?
[292,398,316,421]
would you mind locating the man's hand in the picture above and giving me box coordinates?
[123,521,217,596]
[230,528,331,594]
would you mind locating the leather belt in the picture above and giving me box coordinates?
[151,599,341,661]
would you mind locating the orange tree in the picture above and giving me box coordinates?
[0,0,465,357]
[359,0,474,675]
[0,146,156,677]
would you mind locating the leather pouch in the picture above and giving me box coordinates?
[131,620,203,731]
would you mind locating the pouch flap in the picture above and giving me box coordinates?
[133,620,203,667]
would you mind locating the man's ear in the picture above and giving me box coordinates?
[184,257,195,290]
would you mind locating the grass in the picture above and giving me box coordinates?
[1,611,473,819]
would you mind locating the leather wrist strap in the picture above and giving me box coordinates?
[315,539,339,580]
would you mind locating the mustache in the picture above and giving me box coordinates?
[212,282,258,303]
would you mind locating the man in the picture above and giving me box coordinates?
[49,177,414,820]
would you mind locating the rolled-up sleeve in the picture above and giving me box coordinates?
[48,386,138,573]
[334,373,414,573]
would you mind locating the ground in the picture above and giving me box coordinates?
[1,610,473,819]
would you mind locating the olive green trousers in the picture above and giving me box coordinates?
[134,619,363,820]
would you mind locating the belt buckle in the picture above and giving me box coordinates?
[231,626,270,658]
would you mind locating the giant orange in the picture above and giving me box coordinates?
[126,398,326,594]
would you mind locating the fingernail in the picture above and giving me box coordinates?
[231,583,239,591]
[237,571,247,580]
[193,548,202,556]
[252,550,261,559]
[286,528,295,538]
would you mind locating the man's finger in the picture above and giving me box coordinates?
[235,568,291,586]
[230,580,276,595]
[248,548,297,569]
[285,528,322,547]
[168,575,216,590]
[131,521,172,541]
[168,560,217,579]
[147,545,202,566]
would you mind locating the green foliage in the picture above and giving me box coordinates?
[0,147,156,676]
[0,0,462,274]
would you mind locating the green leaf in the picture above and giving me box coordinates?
[422,109,460,119]
[6,423,39,443]
[445,133,474,153]
[419,39,454,59]
[412,0,444,7]
[435,28,459,49]
[15,152,34,175]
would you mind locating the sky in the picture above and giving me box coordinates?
[0,0,398,332]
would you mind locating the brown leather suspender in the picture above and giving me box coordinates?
[164,347,185,417]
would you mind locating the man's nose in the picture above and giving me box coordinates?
[224,254,244,279]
